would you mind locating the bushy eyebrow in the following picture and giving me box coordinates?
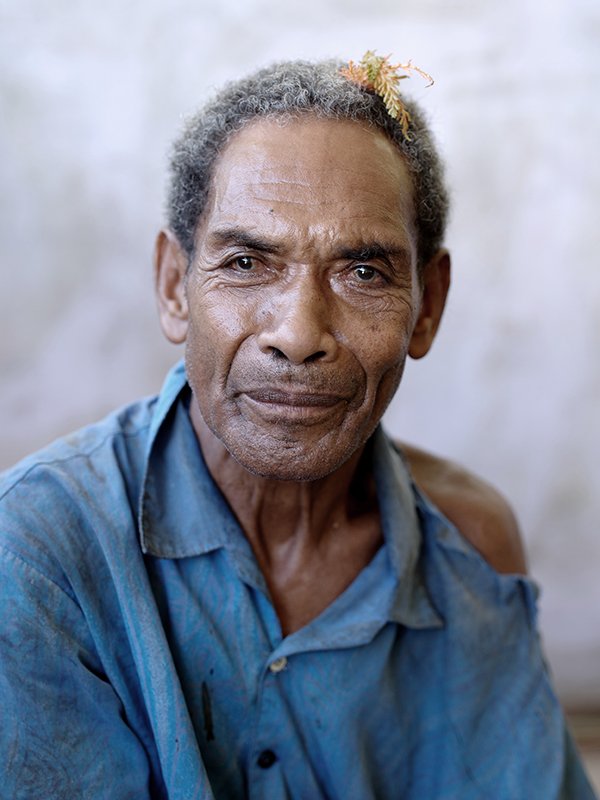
[206,228,410,271]
[207,227,283,254]
[337,243,408,263]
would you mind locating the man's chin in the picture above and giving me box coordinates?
[232,459,334,483]
[223,430,360,483]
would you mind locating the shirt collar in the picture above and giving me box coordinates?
[371,429,443,629]
[139,361,252,562]
[139,360,442,630]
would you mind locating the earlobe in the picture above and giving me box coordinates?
[408,249,451,360]
[154,227,190,344]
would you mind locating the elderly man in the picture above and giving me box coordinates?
[0,59,595,799]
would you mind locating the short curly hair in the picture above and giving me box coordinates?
[167,59,449,273]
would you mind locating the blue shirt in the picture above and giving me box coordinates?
[0,361,595,799]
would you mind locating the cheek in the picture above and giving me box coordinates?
[352,310,417,420]
[184,286,260,389]
[359,315,415,380]
[190,281,255,336]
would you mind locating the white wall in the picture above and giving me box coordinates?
[1,0,599,705]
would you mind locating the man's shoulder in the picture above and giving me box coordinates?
[0,394,159,585]
[396,441,528,575]
[1,394,157,499]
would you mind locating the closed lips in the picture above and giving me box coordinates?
[242,389,344,407]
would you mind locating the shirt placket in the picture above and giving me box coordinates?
[246,651,326,800]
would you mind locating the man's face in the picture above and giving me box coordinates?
[160,117,443,481]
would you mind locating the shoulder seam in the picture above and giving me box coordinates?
[0,541,79,605]
[0,422,151,503]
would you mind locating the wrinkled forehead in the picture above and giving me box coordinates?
[195,115,418,254]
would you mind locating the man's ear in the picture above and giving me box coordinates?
[154,227,190,344]
[408,248,451,360]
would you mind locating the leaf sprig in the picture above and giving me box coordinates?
[338,50,433,138]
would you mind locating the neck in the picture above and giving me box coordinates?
[189,398,375,555]
[189,396,383,636]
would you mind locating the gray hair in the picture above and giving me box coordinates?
[167,59,449,273]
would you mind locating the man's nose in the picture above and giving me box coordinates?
[256,277,339,365]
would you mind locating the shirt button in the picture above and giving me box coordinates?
[269,656,287,674]
[257,749,277,769]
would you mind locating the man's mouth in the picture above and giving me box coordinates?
[237,387,350,425]
[242,388,343,407]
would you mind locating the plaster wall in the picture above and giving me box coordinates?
[1,0,599,704]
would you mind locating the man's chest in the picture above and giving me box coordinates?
[140,546,550,800]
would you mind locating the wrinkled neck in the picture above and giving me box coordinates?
[189,396,376,554]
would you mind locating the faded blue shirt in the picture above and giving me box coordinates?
[0,361,595,799]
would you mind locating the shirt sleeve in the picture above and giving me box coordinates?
[0,545,161,800]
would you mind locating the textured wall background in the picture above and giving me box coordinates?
[1,0,599,704]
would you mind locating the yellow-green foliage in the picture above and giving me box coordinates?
[338,50,433,138]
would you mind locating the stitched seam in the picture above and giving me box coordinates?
[0,542,81,605]
[0,423,151,503]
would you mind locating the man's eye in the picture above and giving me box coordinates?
[353,265,378,283]
[232,256,256,272]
